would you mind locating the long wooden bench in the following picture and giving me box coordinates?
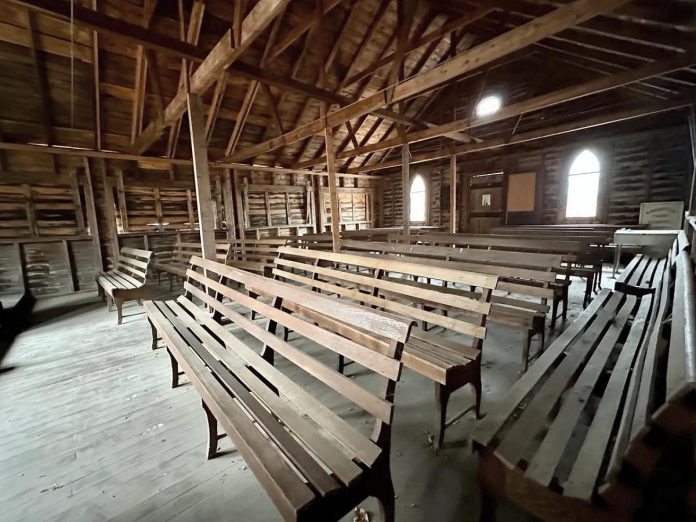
[144,255,413,522]
[273,246,498,448]
[96,247,152,324]
[337,240,561,368]
[471,245,695,522]
[394,232,602,307]
[226,238,287,276]
[151,241,230,287]
[615,231,690,296]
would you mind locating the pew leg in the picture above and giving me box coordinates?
[149,319,158,350]
[156,271,161,285]
[373,470,396,522]
[522,332,532,372]
[249,290,259,320]
[551,295,559,329]
[202,400,219,460]
[337,354,345,374]
[167,349,180,388]
[114,298,124,325]
[479,484,498,522]
[169,272,173,291]
[473,365,482,420]
[584,273,594,308]
[434,383,451,450]
[283,326,289,342]
[106,295,113,312]
[562,286,569,320]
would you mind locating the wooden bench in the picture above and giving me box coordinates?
[96,247,152,324]
[394,232,603,307]
[615,231,690,296]
[151,241,230,287]
[337,240,561,369]
[273,246,498,448]
[144,256,413,522]
[226,238,287,276]
[471,246,695,522]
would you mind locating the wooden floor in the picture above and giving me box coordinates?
[0,274,599,521]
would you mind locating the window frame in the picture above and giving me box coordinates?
[409,173,428,225]
[563,148,603,223]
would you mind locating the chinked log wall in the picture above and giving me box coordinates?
[377,123,693,230]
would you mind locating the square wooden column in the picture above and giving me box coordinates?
[187,93,217,262]
[450,155,458,233]
[324,125,341,252]
[402,144,410,238]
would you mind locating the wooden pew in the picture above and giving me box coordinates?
[151,241,229,287]
[144,256,413,522]
[615,231,690,295]
[226,238,287,275]
[471,244,695,522]
[337,240,561,367]
[96,247,152,325]
[394,232,601,307]
[273,246,498,447]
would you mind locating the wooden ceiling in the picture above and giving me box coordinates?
[0,0,694,175]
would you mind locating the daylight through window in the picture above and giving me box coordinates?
[410,175,426,223]
[565,149,600,218]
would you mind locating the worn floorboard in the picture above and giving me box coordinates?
[0,270,605,521]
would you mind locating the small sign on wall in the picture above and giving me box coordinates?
[639,201,684,229]
[481,194,491,207]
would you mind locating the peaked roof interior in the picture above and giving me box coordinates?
[0,0,694,175]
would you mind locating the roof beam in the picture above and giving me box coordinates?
[327,51,696,165]
[344,2,496,89]
[130,0,289,154]
[347,98,690,173]
[224,0,634,164]
[7,0,422,133]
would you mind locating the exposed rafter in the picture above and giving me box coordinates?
[224,0,634,164]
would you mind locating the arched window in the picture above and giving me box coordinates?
[566,149,601,218]
[409,175,426,223]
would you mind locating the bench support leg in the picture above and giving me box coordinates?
[167,349,181,388]
[106,295,113,312]
[114,297,124,325]
[148,319,159,350]
[551,295,560,329]
[375,474,396,522]
[202,400,219,460]
[434,383,451,450]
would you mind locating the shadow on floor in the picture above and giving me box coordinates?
[0,292,35,370]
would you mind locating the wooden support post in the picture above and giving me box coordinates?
[70,172,86,235]
[100,161,119,263]
[402,144,410,238]
[450,155,457,233]
[324,124,341,252]
[186,189,196,229]
[23,184,37,237]
[688,101,696,216]
[83,158,104,272]
[62,239,76,292]
[187,93,217,262]
[116,169,129,232]
[222,168,236,241]
[233,171,246,240]
[153,187,163,230]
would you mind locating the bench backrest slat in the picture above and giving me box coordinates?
[184,256,412,430]
[275,247,497,341]
[341,240,561,283]
[114,247,152,285]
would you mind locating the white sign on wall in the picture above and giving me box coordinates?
[639,201,684,229]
